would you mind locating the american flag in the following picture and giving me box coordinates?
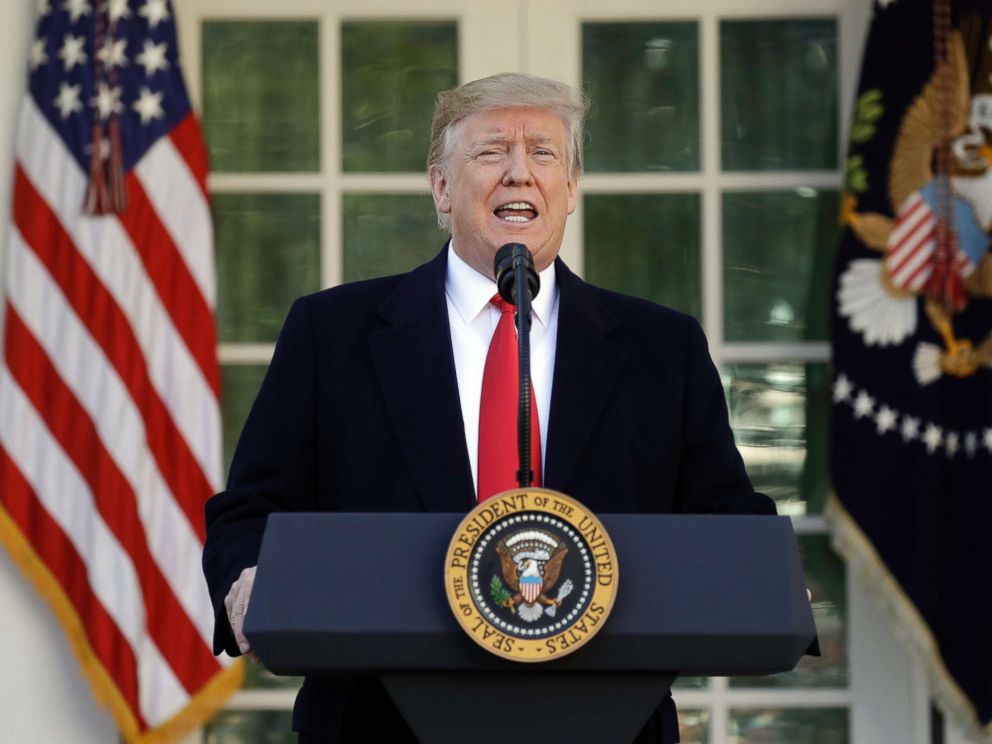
[0,0,240,741]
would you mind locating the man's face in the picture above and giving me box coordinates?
[429,106,578,278]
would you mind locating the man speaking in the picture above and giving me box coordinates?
[203,73,775,743]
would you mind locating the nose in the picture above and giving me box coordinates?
[502,145,534,186]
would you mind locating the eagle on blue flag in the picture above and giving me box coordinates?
[829,0,992,737]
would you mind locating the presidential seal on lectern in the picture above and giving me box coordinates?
[445,489,618,662]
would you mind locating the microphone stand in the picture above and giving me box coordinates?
[513,255,534,489]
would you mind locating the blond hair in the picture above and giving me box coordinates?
[427,73,588,230]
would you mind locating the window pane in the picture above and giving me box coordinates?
[341,22,458,172]
[214,193,321,343]
[582,22,699,172]
[583,194,701,318]
[221,365,268,476]
[721,19,838,171]
[243,660,303,691]
[728,708,848,743]
[723,189,839,342]
[731,534,847,688]
[673,675,709,689]
[723,363,829,516]
[342,194,445,281]
[679,708,710,744]
[203,22,319,172]
[206,709,295,743]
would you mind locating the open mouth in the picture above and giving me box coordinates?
[493,201,538,223]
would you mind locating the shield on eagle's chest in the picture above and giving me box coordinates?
[520,575,542,604]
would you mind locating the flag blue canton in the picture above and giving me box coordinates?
[28,0,192,175]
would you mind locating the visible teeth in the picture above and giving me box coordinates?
[500,201,535,210]
[503,215,530,222]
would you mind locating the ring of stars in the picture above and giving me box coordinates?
[833,372,992,460]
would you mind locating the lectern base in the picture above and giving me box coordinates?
[381,671,676,744]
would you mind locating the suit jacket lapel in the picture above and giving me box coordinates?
[544,259,625,491]
[369,249,476,512]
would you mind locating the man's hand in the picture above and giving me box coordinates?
[224,566,259,661]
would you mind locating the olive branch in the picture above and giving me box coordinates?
[490,575,513,609]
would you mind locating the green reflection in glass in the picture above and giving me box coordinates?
[731,534,847,688]
[203,21,319,172]
[582,22,699,172]
[723,189,839,342]
[721,20,838,171]
[584,194,701,317]
[243,659,303,691]
[673,675,709,690]
[728,707,848,743]
[678,708,710,744]
[213,193,320,344]
[206,709,296,743]
[221,365,268,476]
[722,363,829,516]
[343,194,446,281]
[342,22,458,172]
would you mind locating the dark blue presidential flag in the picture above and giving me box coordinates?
[828,0,991,737]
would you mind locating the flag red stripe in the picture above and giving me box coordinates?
[13,166,213,541]
[169,113,210,201]
[4,310,221,692]
[117,172,220,396]
[0,446,144,723]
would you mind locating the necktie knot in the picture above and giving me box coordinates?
[490,293,515,315]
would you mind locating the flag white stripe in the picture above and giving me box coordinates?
[889,214,934,264]
[135,136,216,308]
[0,367,144,644]
[0,367,187,728]
[6,228,214,644]
[891,236,935,286]
[139,632,193,727]
[888,193,928,246]
[16,99,222,490]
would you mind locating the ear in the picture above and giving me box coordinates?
[428,165,452,214]
[566,174,578,215]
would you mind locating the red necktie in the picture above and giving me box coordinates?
[478,295,542,501]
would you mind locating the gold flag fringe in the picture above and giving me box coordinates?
[826,493,992,742]
[0,505,244,743]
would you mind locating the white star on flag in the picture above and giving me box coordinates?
[62,0,91,23]
[853,390,875,419]
[91,82,123,119]
[832,374,853,403]
[945,432,960,457]
[108,0,132,21]
[875,405,897,434]
[97,38,129,69]
[139,0,170,28]
[133,86,165,123]
[964,431,978,458]
[923,424,943,454]
[901,416,920,442]
[53,81,82,118]
[58,33,87,71]
[29,39,48,70]
[136,39,169,76]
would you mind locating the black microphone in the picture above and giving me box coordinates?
[494,243,540,305]
[492,244,540,489]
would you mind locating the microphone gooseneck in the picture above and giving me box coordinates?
[492,244,541,489]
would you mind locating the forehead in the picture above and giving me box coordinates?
[455,106,568,145]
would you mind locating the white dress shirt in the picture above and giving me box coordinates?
[445,243,559,497]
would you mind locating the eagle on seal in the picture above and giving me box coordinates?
[495,540,568,616]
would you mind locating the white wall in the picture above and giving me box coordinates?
[0,3,118,741]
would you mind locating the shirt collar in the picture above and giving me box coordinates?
[445,242,557,327]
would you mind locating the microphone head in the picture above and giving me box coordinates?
[494,243,540,305]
